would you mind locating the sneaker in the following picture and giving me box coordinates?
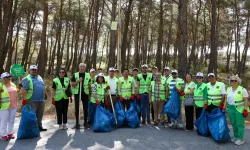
[58,125,63,130]
[177,124,184,129]
[8,134,15,139]
[235,140,244,145]
[39,127,47,131]
[1,136,9,141]
[168,123,175,128]
[231,137,237,143]
[142,121,146,125]
[63,124,68,130]
[83,123,90,129]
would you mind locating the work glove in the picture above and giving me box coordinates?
[175,88,180,93]
[70,97,73,103]
[105,99,108,106]
[96,100,100,105]
[22,99,28,106]
[119,96,124,102]
[180,92,185,96]
[131,94,135,101]
[51,98,55,105]
[243,109,248,117]
[204,104,208,109]
[136,94,140,100]
[218,102,224,110]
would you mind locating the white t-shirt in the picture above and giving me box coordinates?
[109,77,117,95]
[227,88,249,105]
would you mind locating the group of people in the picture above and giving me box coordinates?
[0,63,249,146]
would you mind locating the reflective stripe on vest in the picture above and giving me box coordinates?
[194,83,206,107]
[167,78,184,99]
[207,82,223,106]
[73,72,90,95]
[119,76,133,98]
[151,81,166,101]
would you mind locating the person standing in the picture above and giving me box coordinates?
[51,68,72,130]
[223,76,249,145]
[21,65,47,131]
[71,63,91,129]
[89,68,96,85]
[0,72,17,141]
[193,72,207,119]
[133,68,141,118]
[118,69,135,110]
[151,66,158,122]
[184,74,195,131]
[206,73,226,114]
[106,67,119,111]
[166,70,185,128]
[149,72,167,126]
[137,64,153,124]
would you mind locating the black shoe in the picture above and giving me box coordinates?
[87,120,91,125]
[84,123,90,129]
[39,127,47,131]
[142,121,146,125]
[72,124,80,129]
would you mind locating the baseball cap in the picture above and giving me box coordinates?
[97,73,104,77]
[109,67,115,72]
[172,70,178,74]
[30,65,37,70]
[142,64,148,68]
[196,72,204,77]
[133,68,139,71]
[90,68,95,73]
[164,66,170,70]
[1,72,12,79]
[208,73,215,77]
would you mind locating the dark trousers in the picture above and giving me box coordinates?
[122,99,133,111]
[151,103,154,121]
[55,99,69,124]
[195,107,203,119]
[74,94,89,125]
[185,106,194,130]
[207,104,217,114]
[135,98,141,119]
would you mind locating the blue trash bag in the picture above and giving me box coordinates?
[93,105,113,132]
[125,105,140,128]
[207,108,231,143]
[195,109,208,136]
[134,98,141,113]
[17,105,40,139]
[114,101,125,127]
[164,86,180,120]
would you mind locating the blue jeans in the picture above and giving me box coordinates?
[140,94,150,123]
[171,103,182,124]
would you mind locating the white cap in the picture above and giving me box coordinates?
[208,73,215,77]
[97,73,104,77]
[172,70,178,73]
[30,65,37,70]
[109,67,115,72]
[1,72,12,79]
[90,68,95,73]
[133,68,138,71]
[142,64,148,68]
[164,66,170,70]
[196,72,204,77]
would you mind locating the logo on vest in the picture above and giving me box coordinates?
[208,88,210,90]
[216,86,219,89]
[238,91,241,94]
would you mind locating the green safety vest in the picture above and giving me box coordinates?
[167,77,185,100]
[184,81,195,96]
[119,76,134,98]
[53,77,70,101]
[0,83,16,110]
[151,81,166,101]
[90,83,106,103]
[207,82,224,106]
[23,74,43,100]
[138,73,153,94]
[226,86,250,113]
[194,83,207,107]
[73,72,90,95]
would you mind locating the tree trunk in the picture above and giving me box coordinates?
[134,1,142,68]
[155,0,163,70]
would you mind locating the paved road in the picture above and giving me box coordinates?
[1,118,250,150]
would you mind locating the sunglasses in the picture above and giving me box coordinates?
[230,80,237,83]
[196,77,202,79]
[172,73,177,75]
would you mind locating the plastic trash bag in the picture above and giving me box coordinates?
[93,105,113,132]
[125,104,140,128]
[114,101,125,127]
[17,105,40,139]
[164,86,180,120]
[207,108,231,143]
[195,109,208,136]
[134,98,141,113]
